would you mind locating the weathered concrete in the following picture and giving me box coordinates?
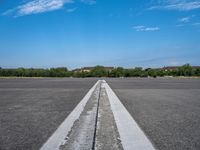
[95,83,123,150]
[60,82,101,150]
[59,80,125,150]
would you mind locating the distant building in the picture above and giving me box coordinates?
[162,66,200,71]
[73,66,114,73]
[162,66,179,71]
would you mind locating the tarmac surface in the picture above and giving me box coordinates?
[1,78,200,150]
[0,78,97,150]
[107,78,200,150]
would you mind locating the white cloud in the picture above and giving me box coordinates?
[3,0,73,16]
[176,15,197,27]
[178,17,190,23]
[3,0,97,16]
[149,0,200,11]
[133,25,160,32]
[133,26,145,30]
[145,27,160,31]
[18,0,73,16]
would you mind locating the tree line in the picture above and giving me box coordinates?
[0,64,200,78]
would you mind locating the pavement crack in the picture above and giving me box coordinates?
[92,81,101,150]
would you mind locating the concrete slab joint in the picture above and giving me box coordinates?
[40,80,156,150]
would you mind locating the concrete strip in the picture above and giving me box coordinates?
[95,83,123,150]
[60,81,101,150]
[40,80,100,150]
[103,80,156,150]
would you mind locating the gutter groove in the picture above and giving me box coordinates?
[92,80,102,150]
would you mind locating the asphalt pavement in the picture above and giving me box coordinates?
[1,77,200,150]
[0,78,97,150]
[107,78,200,150]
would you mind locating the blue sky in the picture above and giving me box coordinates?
[0,0,200,69]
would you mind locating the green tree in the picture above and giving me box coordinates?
[90,66,108,77]
[194,68,200,76]
[109,67,124,77]
[178,64,192,76]
[147,69,157,78]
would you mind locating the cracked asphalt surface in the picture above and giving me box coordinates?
[0,78,97,150]
[107,78,200,150]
